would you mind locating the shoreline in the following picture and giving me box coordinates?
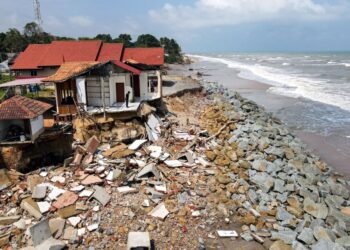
[174,61,350,176]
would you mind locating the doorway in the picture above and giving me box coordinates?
[133,75,140,97]
[116,82,125,102]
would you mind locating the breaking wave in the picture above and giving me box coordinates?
[189,54,350,112]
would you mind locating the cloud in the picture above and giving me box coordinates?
[69,16,93,27]
[149,0,349,29]
[46,15,64,28]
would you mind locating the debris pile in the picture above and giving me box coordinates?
[1,85,350,249]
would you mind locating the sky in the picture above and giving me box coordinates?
[0,0,350,52]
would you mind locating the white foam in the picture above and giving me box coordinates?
[189,54,350,112]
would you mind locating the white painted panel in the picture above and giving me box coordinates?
[30,115,44,140]
[76,77,87,109]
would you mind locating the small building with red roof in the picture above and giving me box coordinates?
[0,95,53,143]
[8,40,165,117]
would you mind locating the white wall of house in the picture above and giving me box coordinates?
[30,115,44,141]
[139,71,161,100]
[0,119,26,140]
[15,67,58,77]
[109,73,132,105]
[86,76,110,107]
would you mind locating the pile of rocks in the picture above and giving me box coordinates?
[202,82,350,249]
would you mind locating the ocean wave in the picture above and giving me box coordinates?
[189,54,350,112]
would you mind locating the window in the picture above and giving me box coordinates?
[30,70,37,76]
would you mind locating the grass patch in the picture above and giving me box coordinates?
[0,74,15,84]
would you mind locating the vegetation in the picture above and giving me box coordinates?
[0,74,14,84]
[0,22,184,63]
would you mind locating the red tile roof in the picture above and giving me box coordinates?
[11,41,164,70]
[98,43,124,62]
[112,61,141,75]
[11,44,50,70]
[0,96,53,120]
[38,40,102,67]
[122,48,164,65]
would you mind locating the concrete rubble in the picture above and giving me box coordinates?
[1,80,350,249]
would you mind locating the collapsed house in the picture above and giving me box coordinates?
[41,60,162,119]
[0,95,52,144]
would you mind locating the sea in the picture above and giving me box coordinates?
[189,52,350,138]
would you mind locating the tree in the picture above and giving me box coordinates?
[135,34,160,48]
[160,37,183,63]
[23,22,41,38]
[113,34,133,47]
[94,34,112,43]
[23,22,54,44]
[55,36,76,41]
[2,28,26,52]
[78,37,93,41]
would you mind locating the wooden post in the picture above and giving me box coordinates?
[100,77,106,119]
[157,70,162,98]
[54,83,60,114]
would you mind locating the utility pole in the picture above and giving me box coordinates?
[33,0,43,29]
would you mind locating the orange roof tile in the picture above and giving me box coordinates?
[0,96,52,120]
[122,48,164,65]
[42,61,101,83]
[38,40,102,67]
[11,44,50,70]
[98,43,124,62]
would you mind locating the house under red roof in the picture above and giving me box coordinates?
[0,95,52,120]
[122,48,164,66]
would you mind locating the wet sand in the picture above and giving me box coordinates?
[170,63,350,176]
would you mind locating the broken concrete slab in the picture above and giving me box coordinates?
[87,223,99,232]
[47,186,65,201]
[84,135,100,154]
[128,139,147,150]
[81,175,103,185]
[0,169,12,191]
[164,160,183,168]
[37,201,51,214]
[92,185,111,206]
[49,218,65,238]
[32,185,47,199]
[63,226,78,241]
[70,185,85,192]
[79,189,94,197]
[148,202,169,220]
[117,186,137,194]
[52,191,78,209]
[20,197,42,219]
[27,174,44,192]
[217,230,238,237]
[0,215,20,225]
[137,163,160,179]
[68,216,81,227]
[57,204,81,219]
[127,232,151,250]
[106,169,122,181]
[146,113,161,142]
[30,219,65,250]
